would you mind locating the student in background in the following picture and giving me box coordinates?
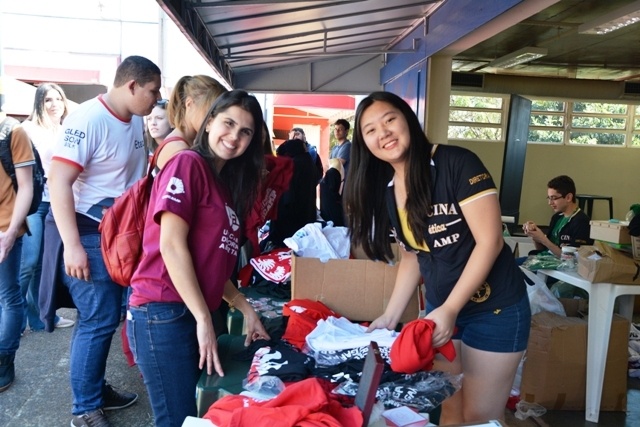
[18,83,75,332]
[319,158,345,226]
[523,175,593,257]
[329,118,352,176]
[0,112,35,393]
[128,90,270,427]
[144,98,172,155]
[289,127,323,183]
[345,91,529,425]
[262,138,318,249]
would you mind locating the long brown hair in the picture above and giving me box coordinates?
[345,91,433,261]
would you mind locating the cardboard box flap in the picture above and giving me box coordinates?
[291,252,420,323]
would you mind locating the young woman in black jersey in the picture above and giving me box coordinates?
[345,91,530,425]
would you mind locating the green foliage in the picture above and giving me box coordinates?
[573,102,627,114]
[569,132,625,145]
[528,130,563,144]
[448,126,501,141]
[572,116,625,129]
[531,100,564,112]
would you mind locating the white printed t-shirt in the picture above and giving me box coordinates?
[52,95,146,222]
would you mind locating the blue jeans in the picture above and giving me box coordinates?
[18,202,49,331]
[0,238,24,356]
[127,303,200,427]
[61,233,123,415]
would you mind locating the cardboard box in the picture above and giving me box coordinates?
[590,220,631,244]
[577,241,640,285]
[291,244,420,323]
[558,297,588,316]
[520,303,629,411]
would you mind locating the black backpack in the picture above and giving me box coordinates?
[0,117,46,216]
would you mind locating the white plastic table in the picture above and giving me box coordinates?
[536,269,640,423]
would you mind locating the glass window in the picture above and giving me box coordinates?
[573,102,627,114]
[448,126,502,141]
[569,132,625,146]
[528,130,564,144]
[571,116,626,130]
[449,94,640,147]
[531,100,565,112]
[448,95,504,141]
[530,113,564,127]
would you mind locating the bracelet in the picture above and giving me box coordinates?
[228,293,243,310]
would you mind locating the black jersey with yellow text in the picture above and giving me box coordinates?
[386,145,526,316]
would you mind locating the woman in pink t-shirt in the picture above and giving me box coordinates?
[128,90,269,427]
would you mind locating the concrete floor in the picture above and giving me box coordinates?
[2,308,639,427]
[504,378,640,427]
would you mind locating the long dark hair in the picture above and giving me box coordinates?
[191,90,265,228]
[345,91,433,261]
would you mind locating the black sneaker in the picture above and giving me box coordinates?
[102,383,138,411]
[70,409,111,427]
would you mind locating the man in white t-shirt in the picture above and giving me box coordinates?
[46,56,161,427]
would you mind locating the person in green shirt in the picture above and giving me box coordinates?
[523,175,593,257]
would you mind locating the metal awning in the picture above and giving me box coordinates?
[155,0,444,93]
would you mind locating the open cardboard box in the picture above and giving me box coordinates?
[291,244,420,323]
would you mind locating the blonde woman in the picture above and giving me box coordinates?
[156,75,227,169]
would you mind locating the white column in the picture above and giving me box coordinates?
[425,55,452,144]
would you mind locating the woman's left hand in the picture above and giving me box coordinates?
[243,311,271,346]
[196,318,223,377]
[424,304,457,348]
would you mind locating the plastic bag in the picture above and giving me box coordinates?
[283,222,339,261]
[521,253,562,271]
[514,400,547,420]
[321,224,350,259]
[520,267,566,316]
[241,375,285,400]
[334,371,463,413]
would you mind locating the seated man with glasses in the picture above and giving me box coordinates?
[522,175,593,257]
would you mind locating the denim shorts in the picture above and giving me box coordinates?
[427,292,531,353]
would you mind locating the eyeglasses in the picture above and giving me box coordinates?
[546,195,564,201]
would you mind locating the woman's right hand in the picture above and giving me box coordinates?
[366,313,397,333]
[197,319,224,377]
[64,243,91,282]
